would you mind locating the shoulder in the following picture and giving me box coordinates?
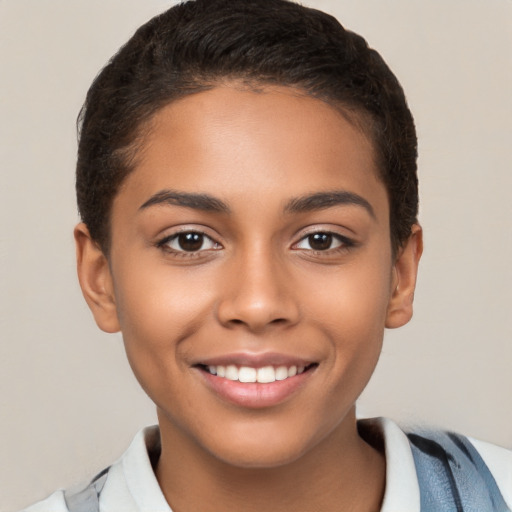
[468,436,512,506]
[18,468,109,512]
[20,490,68,512]
[358,417,512,512]
[405,427,512,511]
[18,426,168,512]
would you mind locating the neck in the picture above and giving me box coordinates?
[155,408,386,512]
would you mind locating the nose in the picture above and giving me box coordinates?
[215,247,300,333]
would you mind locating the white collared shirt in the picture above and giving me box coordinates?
[22,418,512,512]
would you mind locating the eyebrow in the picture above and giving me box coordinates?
[284,191,375,218]
[139,190,230,213]
[139,188,374,218]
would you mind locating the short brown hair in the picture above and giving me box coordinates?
[77,0,418,253]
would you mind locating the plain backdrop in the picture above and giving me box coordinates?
[1,1,511,510]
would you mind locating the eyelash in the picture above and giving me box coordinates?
[292,231,355,254]
[156,231,222,257]
[155,229,355,258]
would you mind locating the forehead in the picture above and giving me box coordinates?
[114,85,388,222]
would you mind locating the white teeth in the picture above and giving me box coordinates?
[257,366,276,383]
[206,363,308,383]
[275,366,289,381]
[238,366,257,383]
[225,365,239,381]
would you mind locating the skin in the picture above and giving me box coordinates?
[75,85,422,512]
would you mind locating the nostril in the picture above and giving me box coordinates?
[216,292,301,331]
[228,317,288,329]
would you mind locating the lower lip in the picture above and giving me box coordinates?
[198,368,313,409]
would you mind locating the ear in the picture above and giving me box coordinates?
[385,224,423,329]
[74,223,121,333]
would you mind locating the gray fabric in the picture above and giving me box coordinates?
[408,431,510,512]
[64,468,109,512]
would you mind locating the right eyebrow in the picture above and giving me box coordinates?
[284,190,375,219]
[139,189,231,214]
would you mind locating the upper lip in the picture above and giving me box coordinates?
[195,352,315,368]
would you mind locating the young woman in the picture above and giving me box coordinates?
[20,1,512,511]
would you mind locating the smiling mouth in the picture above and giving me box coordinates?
[197,363,317,384]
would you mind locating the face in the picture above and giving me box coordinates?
[76,85,421,469]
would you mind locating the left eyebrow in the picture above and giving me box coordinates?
[284,191,375,219]
[139,189,231,213]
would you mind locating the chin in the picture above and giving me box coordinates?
[212,443,307,470]
[201,421,328,470]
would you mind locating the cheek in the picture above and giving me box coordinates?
[115,262,212,330]
[303,250,392,384]
[112,263,216,377]
[304,255,393,332]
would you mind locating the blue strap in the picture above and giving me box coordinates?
[407,431,510,512]
[64,467,110,512]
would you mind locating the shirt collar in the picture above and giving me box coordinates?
[358,417,421,512]
[121,419,420,512]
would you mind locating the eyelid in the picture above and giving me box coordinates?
[293,225,355,241]
[294,234,344,251]
[156,226,223,254]
[291,227,356,252]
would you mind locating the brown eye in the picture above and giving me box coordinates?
[161,231,219,253]
[295,232,350,252]
[178,232,204,251]
[308,233,333,251]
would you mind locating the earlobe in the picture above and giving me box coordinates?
[385,224,423,329]
[74,223,121,333]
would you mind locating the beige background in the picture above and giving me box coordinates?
[1,1,510,510]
